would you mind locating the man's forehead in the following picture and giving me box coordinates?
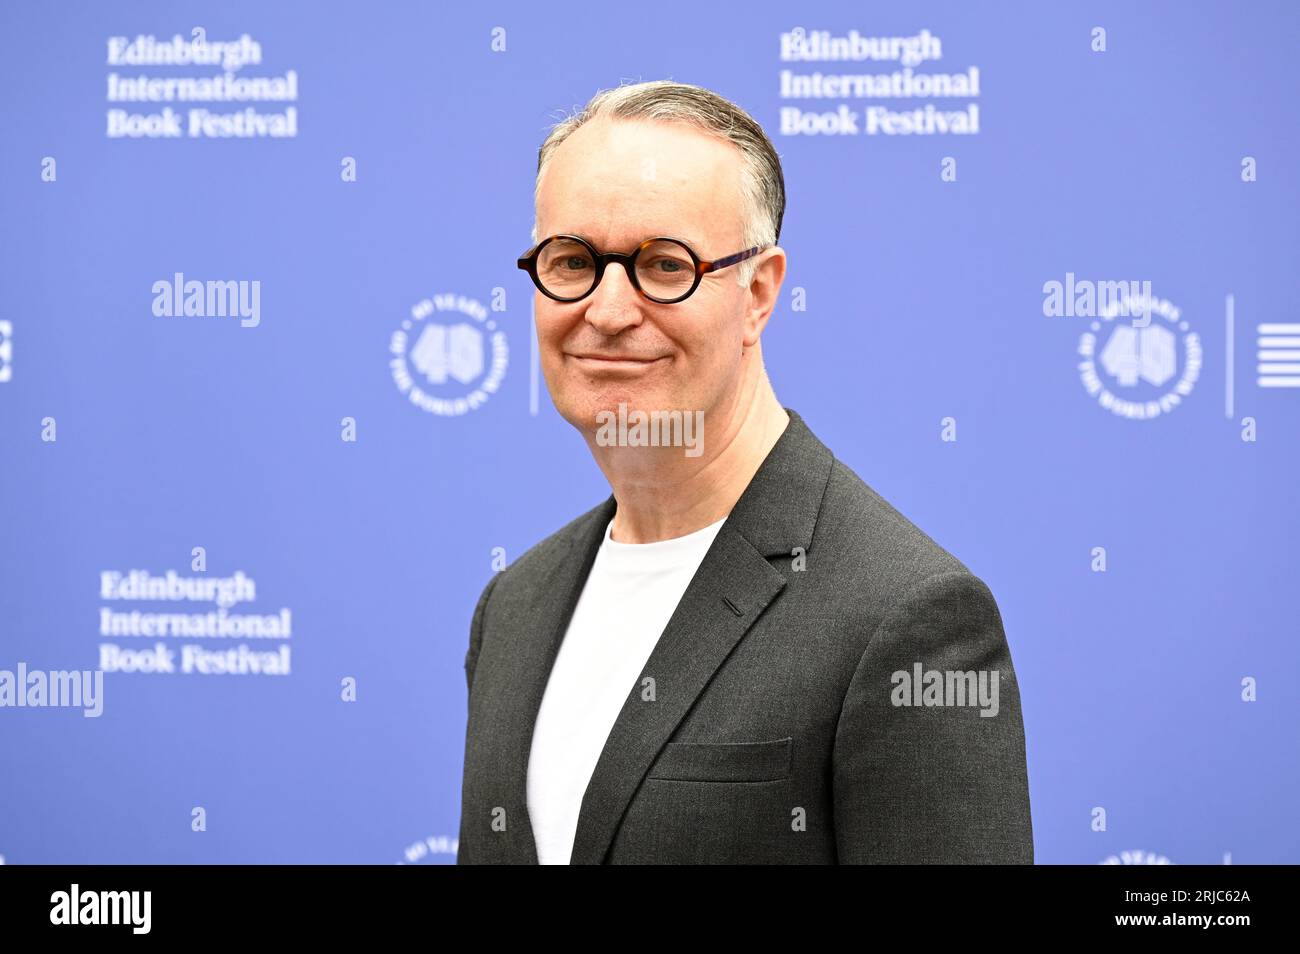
[537,119,741,249]
[558,229,711,252]
[537,187,735,253]
[554,116,735,175]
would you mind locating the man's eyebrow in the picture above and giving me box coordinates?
[570,233,709,252]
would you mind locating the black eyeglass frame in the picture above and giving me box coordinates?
[517,234,768,304]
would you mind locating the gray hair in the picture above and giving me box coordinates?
[531,80,785,289]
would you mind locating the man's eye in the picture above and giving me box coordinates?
[561,256,591,271]
[649,258,685,273]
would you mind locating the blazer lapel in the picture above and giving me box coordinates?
[565,407,833,864]
[567,527,789,864]
[490,493,616,863]
[494,408,830,863]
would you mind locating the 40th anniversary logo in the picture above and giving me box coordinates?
[1076,289,1202,421]
[389,293,508,416]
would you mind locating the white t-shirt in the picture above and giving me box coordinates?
[526,512,729,864]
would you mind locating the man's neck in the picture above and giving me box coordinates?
[587,381,790,544]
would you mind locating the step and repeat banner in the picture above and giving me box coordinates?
[0,1,1296,864]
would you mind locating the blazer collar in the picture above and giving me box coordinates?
[576,405,830,553]
[505,406,834,863]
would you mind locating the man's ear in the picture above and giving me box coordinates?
[742,247,787,348]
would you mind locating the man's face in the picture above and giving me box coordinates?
[532,118,754,438]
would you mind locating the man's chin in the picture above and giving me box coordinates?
[557,397,670,446]
[558,390,666,424]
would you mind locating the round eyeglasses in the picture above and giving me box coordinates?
[517,234,768,304]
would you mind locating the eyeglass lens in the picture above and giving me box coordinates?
[536,238,696,301]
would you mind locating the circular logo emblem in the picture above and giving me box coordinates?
[1100,849,1173,865]
[389,294,507,416]
[1077,292,1201,420]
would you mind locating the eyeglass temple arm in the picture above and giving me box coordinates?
[700,246,766,274]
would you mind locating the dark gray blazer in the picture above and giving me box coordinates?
[457,407,1033,864]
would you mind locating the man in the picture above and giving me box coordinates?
[457,80,1032,864]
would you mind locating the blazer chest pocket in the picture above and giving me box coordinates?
[646,737,792,783]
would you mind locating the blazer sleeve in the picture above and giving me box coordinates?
[457,572,500,866]
[831,570,1034,863]
[463,572,500,697]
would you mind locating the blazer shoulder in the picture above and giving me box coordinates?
[466,497,608,673]
[819,455,974,593]
[488,495,608,594]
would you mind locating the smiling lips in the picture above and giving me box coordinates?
[570,353,668,371]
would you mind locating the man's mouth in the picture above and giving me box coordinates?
[568,353,670,371]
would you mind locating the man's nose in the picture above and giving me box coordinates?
[582,260,645,335]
